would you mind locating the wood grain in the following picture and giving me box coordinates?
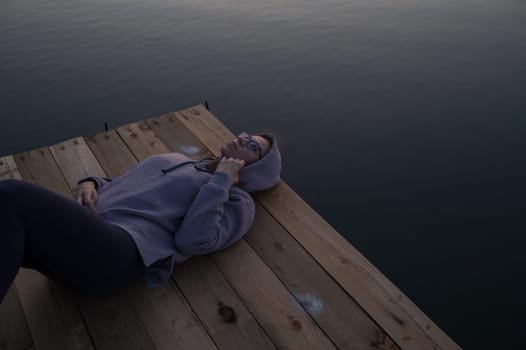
[152,114,337,350]
[49,137,106,192]
[212,239,338,350]
[247,202,400,350]
[174,108,401,349]
[177,104,461,350]
[85,131,139,174]
[145,112,212,160]
[173,256,277,350]
[0,285,32,350]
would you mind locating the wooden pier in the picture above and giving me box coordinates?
[0,105,461,350]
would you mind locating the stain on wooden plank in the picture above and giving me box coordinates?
[247,201,400,350]
[212,240,338,350]
[174,256,277,350]
[146,112,212,160]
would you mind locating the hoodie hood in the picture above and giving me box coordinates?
[237,134,282,192]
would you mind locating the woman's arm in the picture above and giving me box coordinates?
[174,172,255,256]
[76,176,114,212]
[76,176,114,191]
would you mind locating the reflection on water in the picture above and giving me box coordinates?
[1,0,526,348]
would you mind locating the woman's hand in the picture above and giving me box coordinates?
[216,157,245,185]
[76,181,98,213]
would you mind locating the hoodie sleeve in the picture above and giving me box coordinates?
[174,172,255,255]
[77,176,113,191]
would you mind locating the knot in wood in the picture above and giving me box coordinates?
[218,303,237,324]
[291,319,302,330]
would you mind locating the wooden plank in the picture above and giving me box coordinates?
[116,121,172,158]
[175,110,226,155]
[47,286,96,350]
[15,268,95,350]
[0,284,33,350]
[173,257,277,350]
[257,183,457,350]
[146,114,337,350]
[49,137,106,192]
[85,130,139,175]
[176,105,462,350]
[14,149,71,197]
[164,109,400,349]
[247,201,400,350]
[118,117,275,350]
[13,149,95,350]
[0,156,22,181]
[126,280,218,350]
[0,156,33,350]
[75,292,156,350]
[83,129,219,350]
[145,112,212,160]
[212,239,337,349]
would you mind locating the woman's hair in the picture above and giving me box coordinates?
[258,133,275,146]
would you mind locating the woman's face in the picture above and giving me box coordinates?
[221,133,271,165]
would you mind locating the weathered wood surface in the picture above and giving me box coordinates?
[154,112,400,350]
[177,105,462,350]
[0,285,32,350]
[0,105,461,350]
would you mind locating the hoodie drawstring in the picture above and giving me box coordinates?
[160,161,195,174]
[160,156,218,175]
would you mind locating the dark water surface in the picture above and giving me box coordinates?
[1,0,526,348]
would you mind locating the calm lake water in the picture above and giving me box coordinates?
[1,0,525,348]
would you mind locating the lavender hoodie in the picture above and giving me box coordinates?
[78,136,281,287]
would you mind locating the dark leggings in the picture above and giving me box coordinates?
[0,179,145,304]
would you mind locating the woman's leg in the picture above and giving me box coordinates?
[0,179,145,303]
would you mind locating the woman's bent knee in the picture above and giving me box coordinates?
[0,179,25,211]
[0,179,25,197]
